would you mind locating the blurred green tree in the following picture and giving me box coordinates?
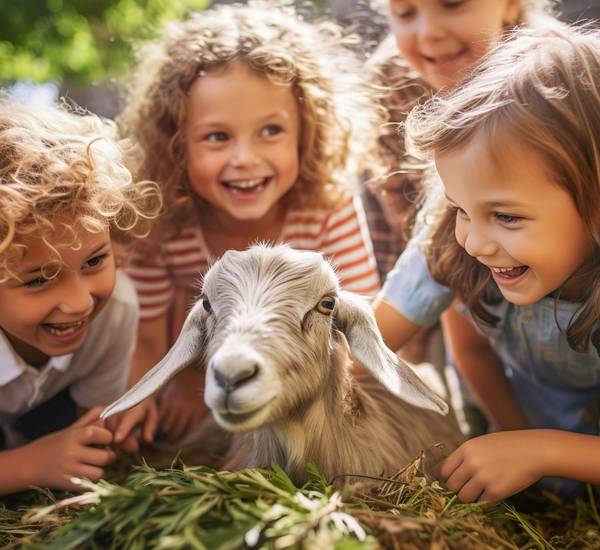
[0,0,213,86]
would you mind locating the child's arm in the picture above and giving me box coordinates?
[441,429,600,503]
[373,236,454,352]
[0,407,115,495]
[373,296,422,352]
[441,306,529,431]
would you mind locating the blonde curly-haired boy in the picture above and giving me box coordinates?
[0,100,161,494]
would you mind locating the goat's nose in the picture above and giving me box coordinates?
[213,362,259,392]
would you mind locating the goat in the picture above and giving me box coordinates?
[102,245,463,483]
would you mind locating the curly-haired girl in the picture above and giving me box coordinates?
[0,100,161,494]
[113,3,382,446]
[385,25,600,501]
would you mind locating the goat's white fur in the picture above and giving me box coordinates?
[103,245,462,482]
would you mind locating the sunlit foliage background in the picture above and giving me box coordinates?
[0,0,215,86]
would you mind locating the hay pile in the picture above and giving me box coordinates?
[1,458,600,549]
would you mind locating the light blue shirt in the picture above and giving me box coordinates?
[382,241,600,435]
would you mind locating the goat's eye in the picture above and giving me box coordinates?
[316,295,336,315]
[202,297,212,313]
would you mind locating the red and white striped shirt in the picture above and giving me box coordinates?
[126,196,379,321]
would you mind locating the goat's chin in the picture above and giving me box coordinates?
[211,400,274,432]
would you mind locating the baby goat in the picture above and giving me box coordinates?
[103,245,462,482]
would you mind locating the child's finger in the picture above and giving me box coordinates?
[61,465,105,491]
[81,446,117,467]
[439,449,463,481]
[142,405,158,444]
[118,432,140,455]
[76,464,106,483]
[114,410,143,443]
[443,462,473,496]
[73,406,105,428]
[80,425,114,446]
[457,478,484,503]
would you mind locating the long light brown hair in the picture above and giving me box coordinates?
[406,25,600,352]
[119,2,385,240]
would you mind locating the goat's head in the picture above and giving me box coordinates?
[101,244,447,429]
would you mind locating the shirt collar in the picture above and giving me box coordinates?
[0,330,72,385]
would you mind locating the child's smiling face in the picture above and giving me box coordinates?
[0,224,116,365]
[185,61,301,225]
[388,0,521,90]
[436,133,592,305]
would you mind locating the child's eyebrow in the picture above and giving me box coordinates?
[191,110,292,129]
[17,241,111,276]
[258,110,293,121]
[21,266,45,276]
[444,193,527,209]
[88,242,111,256]
[482,199,528,209]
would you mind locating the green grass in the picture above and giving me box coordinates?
[2,457,600,549]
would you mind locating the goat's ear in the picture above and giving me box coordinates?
[334,290,448,415]
[101,304,207,420]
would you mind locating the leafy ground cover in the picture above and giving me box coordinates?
[2,457,599,549]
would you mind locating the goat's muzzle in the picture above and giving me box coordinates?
[205,344,280,431]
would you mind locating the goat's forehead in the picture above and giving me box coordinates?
[202,247,338,301]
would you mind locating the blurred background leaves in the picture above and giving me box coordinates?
[1,0,598,116]
[0,0,213,86]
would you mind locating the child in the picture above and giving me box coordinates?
[367,0,559,350]
[369,0,561,436]
[112,4,382,446]
[0,101,161,493]
[385,25,600,501]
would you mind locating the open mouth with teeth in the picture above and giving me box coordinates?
[490,265,529,285]
[42,318,89,339]
[221,177,271,194]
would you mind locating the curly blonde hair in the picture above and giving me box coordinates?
[0,100,162,283]
[119,1,385,239]
[406,24,600,352]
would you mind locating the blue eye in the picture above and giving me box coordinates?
[496,213,521,224]
[316,295,336,315]
[262,125,282,137]
[205,132,228,143]
[24,276,48,288]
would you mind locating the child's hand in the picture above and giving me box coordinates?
[440,431,545,503]
[24,407,116,491]
[107,398,159,453]
[157,367,207,443]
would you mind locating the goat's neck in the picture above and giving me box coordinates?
[251,338,368,481]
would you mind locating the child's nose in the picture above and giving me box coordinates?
[58,278,95,315]
[230,140,259,167]
[417,12,448,43]
[463,228,497,259]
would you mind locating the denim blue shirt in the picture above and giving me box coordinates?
[382,241,600,435]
